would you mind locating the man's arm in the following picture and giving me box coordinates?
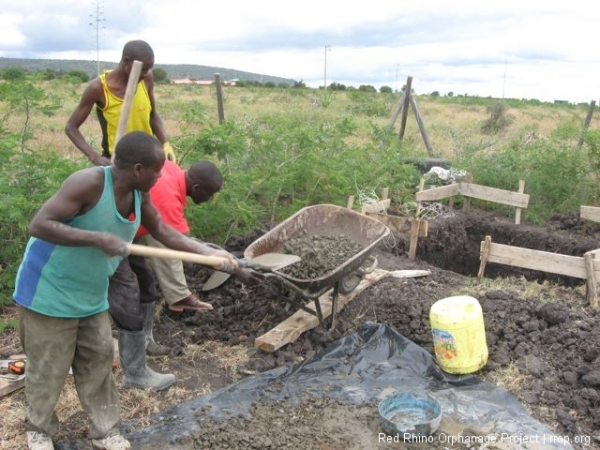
[140,194,237,270]
[145,72,167,144]
[65,79,112,166]
[28,168,125,256]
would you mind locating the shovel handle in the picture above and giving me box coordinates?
[126,243,229,269]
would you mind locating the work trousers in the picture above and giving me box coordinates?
[108,252,160,330]
[19,307,120,439]
[145,235,191,306]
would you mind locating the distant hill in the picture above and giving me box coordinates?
[0,57,297,85]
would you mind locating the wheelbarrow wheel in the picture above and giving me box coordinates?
[339,272,363,295]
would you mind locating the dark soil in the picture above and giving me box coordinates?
[128,209,600,450]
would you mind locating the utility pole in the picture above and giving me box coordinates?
[89,0,106,77]
[324,45,331,90]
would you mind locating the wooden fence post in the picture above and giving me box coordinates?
[214,73,225,124]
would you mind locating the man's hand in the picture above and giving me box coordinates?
[209,249,238,273]
[232,267,265,285]
[93,154,112,166]
[163,142,177,162]
[97,233,128,257]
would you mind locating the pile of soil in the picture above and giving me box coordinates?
[142,210,600,449]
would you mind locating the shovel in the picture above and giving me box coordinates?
[126,244,300,289]
[201,252,301,291]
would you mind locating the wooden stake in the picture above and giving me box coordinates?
[462,173,473,211]
[415,178,425,219]
[477,235,492,281]
[584,252,599,308]
[347,195,355,210]
[408,219,420,260]
[515,180,525,224]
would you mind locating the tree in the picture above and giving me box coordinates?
[2,67,26,81]
[358,85,376,93]
[379,86,393,94]
[152,67,169,84]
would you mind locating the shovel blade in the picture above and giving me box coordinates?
[201,253,300,291]
[247,253,301,270]
[202,270,231,291]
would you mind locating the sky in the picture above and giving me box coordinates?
[1,0,599,103]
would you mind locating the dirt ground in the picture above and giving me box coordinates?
[1,208,600,450]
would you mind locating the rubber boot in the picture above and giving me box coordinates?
[118,328,176,391]
[141,303,169,357]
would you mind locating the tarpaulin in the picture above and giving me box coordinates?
[120,322,572,449]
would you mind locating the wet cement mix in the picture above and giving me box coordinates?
[7,210,600,449]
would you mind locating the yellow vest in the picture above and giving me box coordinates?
[98,71,153,155]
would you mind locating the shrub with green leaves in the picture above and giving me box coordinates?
[0,146,85,305]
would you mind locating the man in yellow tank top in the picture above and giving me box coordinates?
[65,40,180,392]
[65,39,176,165]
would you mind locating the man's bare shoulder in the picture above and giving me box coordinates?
[62,166,105,194]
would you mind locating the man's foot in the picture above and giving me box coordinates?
[27,431,54,450]
[91,434,131,450]
[168,294,213,312]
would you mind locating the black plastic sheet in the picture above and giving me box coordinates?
[122,322,572,449]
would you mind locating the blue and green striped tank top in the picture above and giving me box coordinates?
[13,166,142,318]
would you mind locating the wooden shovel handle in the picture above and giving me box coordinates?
[126,244,229,269]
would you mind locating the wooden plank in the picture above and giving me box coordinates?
[415,184,459,202]
[580,205,600,223]
[485,242,587,279]
[0,375,25,398]
[254,268,431,352]
[364,213,428,237]
[458,183,530,209]
[361,198,390,214]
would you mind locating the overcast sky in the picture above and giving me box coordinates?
[1,0,598,103]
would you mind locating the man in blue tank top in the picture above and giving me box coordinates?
[13,132,239,450]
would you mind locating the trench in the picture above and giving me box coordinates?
[400,210,600,286]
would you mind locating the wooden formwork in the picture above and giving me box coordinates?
[478,234,599,308]
[415,177,529,224]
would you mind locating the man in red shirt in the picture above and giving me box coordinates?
[137,160,222,313]
[108,159,261,392]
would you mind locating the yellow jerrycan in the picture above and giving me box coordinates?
[429,295,488,374]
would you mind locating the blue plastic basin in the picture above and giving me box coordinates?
[378,392,442,437]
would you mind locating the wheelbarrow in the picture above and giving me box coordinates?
[244,204,391,329]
